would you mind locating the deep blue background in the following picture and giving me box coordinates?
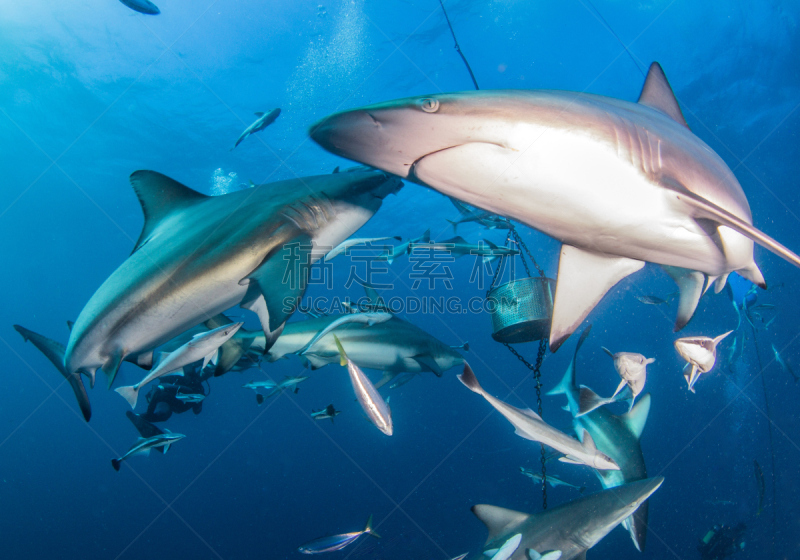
[1,1,799,559]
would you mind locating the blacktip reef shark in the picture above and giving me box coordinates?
[63,169,401,407]
[310,62,800,351]
[458,362,619,471]
[266,314,466,382]
[232,108,281,149]
[547,326,653,552]
[469,478,663,560]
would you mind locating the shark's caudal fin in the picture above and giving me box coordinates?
[550,245,644,351]
[457,363,483,394]
[471,505,529,542]
[115,385,140,409]
[547,325,592,398]
[13,325,92,422]
[576,385,631,417]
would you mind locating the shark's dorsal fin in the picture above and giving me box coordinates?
[66,320,74,332]
[471,505,529,542]
[637,62,688,129]
[618,393,651,439]
[129,171,208,254]
[550,245,644,351]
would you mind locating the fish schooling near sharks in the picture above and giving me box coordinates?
[310,62,800,351]
[63,169,401,414]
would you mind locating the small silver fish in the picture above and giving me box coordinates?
[772,344,799,382]
[298,514,380,554]
[519,467,585,493]
[334,335,392,436]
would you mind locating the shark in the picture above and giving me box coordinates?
[470,477,664,560]
[309,62,800,351]
[232,108,281,149]
[265,314,465,381]
[407,236,519,262]
[63,169,401,403]
[547,326,652,552]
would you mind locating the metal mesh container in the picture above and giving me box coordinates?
[487,277,555,344]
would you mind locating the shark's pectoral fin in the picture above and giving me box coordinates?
[618,393,651,439]
[550,245,644,351]
[129,171,208,254]
[102,351,124,389]
[471,504,529,542]
[661,265,705,331]
[240,238,311,349]
[662,176,800,275]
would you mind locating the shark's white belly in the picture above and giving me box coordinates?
[413,128,754,276]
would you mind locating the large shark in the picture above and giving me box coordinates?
[309,62,800,351]
[471,477,664,560]
[547,326,652,552]
[266,314,465,380]
[64,170,401,399]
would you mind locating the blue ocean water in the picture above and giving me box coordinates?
[1,1,799,559]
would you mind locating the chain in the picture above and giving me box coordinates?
[485,222,549,509]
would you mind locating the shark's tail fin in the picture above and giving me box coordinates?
[111,458,122,472]
[364,514,381,539]
[457,362,483,394]
[577,386,611,416]
[547,325,591,397]
[115,385,139,409]
[446,219,458,233]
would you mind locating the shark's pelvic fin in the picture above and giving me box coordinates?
[637,62,689,129]
[550,246,644,351]
[412,354,444,376]
[129,170,208,254]
[618,393,651,440]
[471,504,529,542]
[661,265,705,332]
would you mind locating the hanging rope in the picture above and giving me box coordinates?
[486,224,549,508]
[437,0,480,90]
[749,324,777,559]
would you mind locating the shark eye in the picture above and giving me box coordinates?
[419,98,440,113]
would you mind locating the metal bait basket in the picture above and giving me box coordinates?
[487,277,555,344]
